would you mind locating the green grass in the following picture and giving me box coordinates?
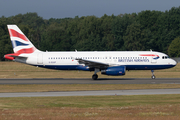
[1,95,180,120]
[0,62,180,78]
[0,94,180,109]
[0,62,180,120]
[0,62,180,119]
[0,84,180,93]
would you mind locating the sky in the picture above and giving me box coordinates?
[0,0,180,19]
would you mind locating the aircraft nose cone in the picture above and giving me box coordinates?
[172,59,177,66]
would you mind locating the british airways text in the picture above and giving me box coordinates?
[118,58,149,62]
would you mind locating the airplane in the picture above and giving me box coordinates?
[4,25,177,80]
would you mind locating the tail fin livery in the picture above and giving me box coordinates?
[5,25,39,60]
[7,25,37,54]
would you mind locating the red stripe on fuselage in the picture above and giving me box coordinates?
[9,29,29,42]
[139,54,159,57]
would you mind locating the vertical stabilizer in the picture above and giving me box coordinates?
[4,25,41,60]
[7,25,38,54]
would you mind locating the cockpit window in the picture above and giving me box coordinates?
[162,56,169,59]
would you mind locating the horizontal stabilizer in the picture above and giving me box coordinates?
[4,53,27,60]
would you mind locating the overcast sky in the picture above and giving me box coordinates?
[0,0,180,19]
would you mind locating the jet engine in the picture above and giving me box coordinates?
[101,66,126,76]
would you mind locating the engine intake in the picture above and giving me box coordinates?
[101,66,126,76]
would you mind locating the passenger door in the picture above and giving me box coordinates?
[37,53,43,64]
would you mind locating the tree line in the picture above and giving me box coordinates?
[1,6,180,61]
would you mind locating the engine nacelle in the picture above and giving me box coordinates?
[101,66,126,76]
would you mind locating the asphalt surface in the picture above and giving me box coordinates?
[0,78,180,84]
[0,89,180,97]
[1,78,180,97]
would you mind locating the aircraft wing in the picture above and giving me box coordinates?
[76,58,109,69]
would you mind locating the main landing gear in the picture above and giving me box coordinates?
[92,68,99,80]
[92,74,98,80]
[151,70,156,79]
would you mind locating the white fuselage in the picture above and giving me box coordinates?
[18,50,176,71]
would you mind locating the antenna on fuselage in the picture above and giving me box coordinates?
[75,49,77,52]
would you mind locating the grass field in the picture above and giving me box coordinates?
[0,62,180,119]
[0,61,180,78]
[0,84,180,93]
[0,95,180,120]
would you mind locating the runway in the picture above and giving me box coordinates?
[0,89,180,97]
[0,78,180,97]
[0,78,180,84]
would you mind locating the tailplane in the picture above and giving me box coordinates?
[5,25,40,60]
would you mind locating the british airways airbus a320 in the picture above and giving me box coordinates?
[4,25,177,80]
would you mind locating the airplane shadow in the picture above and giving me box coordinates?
[95,78,136,81]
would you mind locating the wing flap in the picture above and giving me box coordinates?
[76,58,109,69]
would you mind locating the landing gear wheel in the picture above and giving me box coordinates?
[151,75,156,79]
[151,70,156,79]
[92,74,98,80]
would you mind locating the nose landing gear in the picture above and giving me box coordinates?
[92,68,99,80]
[151,70,156,79]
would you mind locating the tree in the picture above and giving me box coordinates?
[168,37,180,57]
[136,10,162,31]
[111,14,136,51]
[123,22,153,51]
